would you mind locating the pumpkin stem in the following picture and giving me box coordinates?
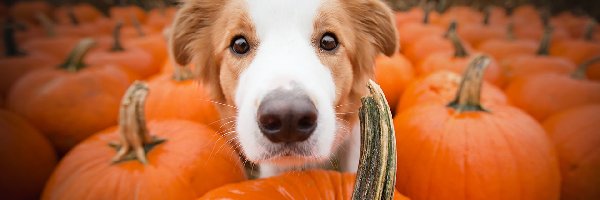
[505,1,515,16]
[448,27,469,58]
[422,1,433,24]
[35,13,56,37]
[110,81,165,165]
[172,64,195,81]
[3,17,25,57]
[583,19,597,41]
[131,14,145,37]
[352,80,396,200]
[483,6,490,26]
[536,27,552,56]
[59,38,96,72]
[111,21,125,52]
[540,8,551,28]
[571,56,600,79]
[67,6,80,26]
[436,0,448,13]
[507,22,516,41]
[447,55,491,113]
[444,20,457,39]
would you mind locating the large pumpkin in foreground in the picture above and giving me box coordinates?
[42,82,246,200]
[200,170,409,200]
[394,55,560,200]
[543,104,600,200]
[0,110,57,200]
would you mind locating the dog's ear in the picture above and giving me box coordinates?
[170,0,224,66]
[344,0,398,56]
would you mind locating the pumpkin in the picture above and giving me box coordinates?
[42,81,246,200]
[456,8,506,48]
[550,19,600,65]
[394,55,560,200]
[477,23,539,62]
[146,6,178,31]
[0,109,57,200]
[417,29,504,86]
[9,1,53,25]
[397,69,507,113]
[543,104,600,200]
[404,21,458,66]
[505,56,600,121]
[86,22,159,79]
[501,27,577,84]
[397,3,444,52]
[109,5,147,26]
[7,38,132,154]
[146,65,220,130]
[511,6,570,42]
[433,5,483,28]
[0,22,59,102]
[200,170,409,200]
[126,33,168,70]
[374,53,415,113]
[53,3,103,25]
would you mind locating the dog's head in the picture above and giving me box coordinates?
[171,0,397,166]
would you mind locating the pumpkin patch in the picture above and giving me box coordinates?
[1,1,599,199]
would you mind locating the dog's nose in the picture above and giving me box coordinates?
[257,90,317,143]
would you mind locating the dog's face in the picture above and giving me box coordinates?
[171,0,397,166]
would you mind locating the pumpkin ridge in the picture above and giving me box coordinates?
[448,55,491,112]
[486,112,524,199]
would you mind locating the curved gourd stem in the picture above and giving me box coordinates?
[110,81,165,164]
[444,20,458,39]
[352,80,396,200]
[59,38,96,72]
[67,6,80,26]
[422,1,433,24]
[483,6,491,25]
[571,56,600,79]
[447,55,491,113]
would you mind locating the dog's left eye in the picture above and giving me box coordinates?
[230,36,250,55]
[320,33,338,51]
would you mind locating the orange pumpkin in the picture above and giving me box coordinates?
[42,81,246,200]
[397,4,444,52]
[505,56,600,121]
[374,53,415,113]
[477,23,539,61]
[404,21,458,66]
[501,28,577,84]
[9,1,53,25]
[200,170,409,200]
[417,30,503,86]
[86,22,159,79]
[0,109,57,200]
[53,3,103,25]
[0,23,59,101]
[397,69,507,113]
[109,5,147,26]
[394,55,560,200]
[433,5,483,28]
[146,66,220,130]
[550,19,600,65]
[456,8,506,48]
[146,6,178,31]
[7,38,132,154]
[543,104,600,200]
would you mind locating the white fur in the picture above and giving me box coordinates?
[235,0,343,177]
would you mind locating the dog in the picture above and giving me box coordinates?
[170,0,398,177]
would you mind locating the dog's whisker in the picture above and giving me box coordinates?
[207,116,237,126]
[335,103,355,108]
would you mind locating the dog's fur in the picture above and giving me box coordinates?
[170,0,397,177]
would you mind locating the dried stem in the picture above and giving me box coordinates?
[571,56,600,79]
[448,27,469,58]
[584,19,597,41]
[36,13,56,37]
[59,38,96,72]
[3,18,25,57]
[111,21,125,52]
[536,27,552,56]
[447,55,491,113]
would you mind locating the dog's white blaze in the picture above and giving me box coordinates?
[236,0,337,165]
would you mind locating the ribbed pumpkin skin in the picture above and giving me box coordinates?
[200,170,409,200]
[42,120,246,200]
[0,110,57,200]
[397,70,507,113]
[394,104,560,200]
[146,75,220,129]
[543,104,600,200]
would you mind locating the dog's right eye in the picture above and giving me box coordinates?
[230,36,250,55]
